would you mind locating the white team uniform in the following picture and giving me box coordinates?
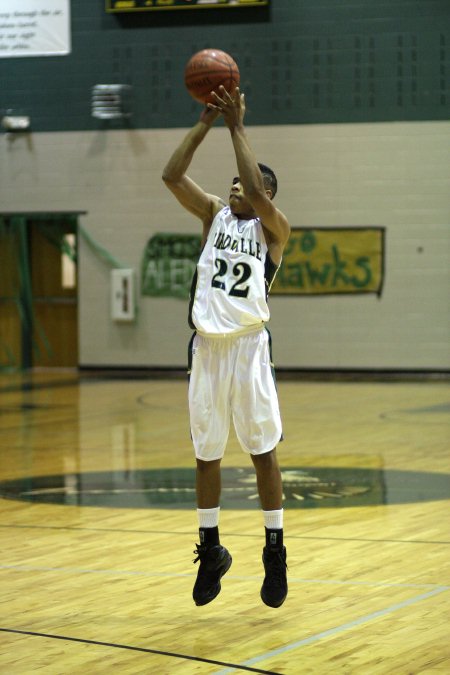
[188,206,283,461]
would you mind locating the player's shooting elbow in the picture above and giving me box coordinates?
[162,171,186,198]
[162,166,177,186]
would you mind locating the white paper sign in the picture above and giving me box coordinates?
[0,0,71,58]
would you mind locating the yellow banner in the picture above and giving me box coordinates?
[272,227,385,296]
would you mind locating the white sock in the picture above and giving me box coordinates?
[197,507,220,529]
[263,508,284,530]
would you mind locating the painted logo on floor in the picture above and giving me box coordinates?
[0,467,449,509]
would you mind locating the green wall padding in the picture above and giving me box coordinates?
[0,0,448,131]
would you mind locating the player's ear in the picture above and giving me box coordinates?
[265,188,274,200]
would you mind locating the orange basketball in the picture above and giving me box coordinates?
[184,48,240,105]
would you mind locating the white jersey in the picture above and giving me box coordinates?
[189,206,279,336]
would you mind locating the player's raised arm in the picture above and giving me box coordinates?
[209,87,290,261]
[162,107,224,240]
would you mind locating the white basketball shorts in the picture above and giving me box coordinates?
[188,328,283,461]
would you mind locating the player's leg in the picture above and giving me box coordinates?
[196,457,221,509]
[232,330,287,608]
[188,333,231,462]
[192,466,232,605]
[251,447,283,511]
[251,449,287,607]
[188,334,232,605]
[231,329,282,456]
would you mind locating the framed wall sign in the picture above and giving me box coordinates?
[0,0,71,58]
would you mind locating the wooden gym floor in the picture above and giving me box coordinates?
[0,370,449,674]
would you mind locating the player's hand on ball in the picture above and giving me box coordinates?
[199,105,220,126]
[210,87,245,130]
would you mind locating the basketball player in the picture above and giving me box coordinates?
[162,87,291,608]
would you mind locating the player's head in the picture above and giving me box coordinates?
[258,163,278,199]
[229,163,278,217]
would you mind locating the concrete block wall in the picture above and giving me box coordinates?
[1,120,448,370]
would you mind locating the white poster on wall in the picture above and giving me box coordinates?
[0,0,70,58]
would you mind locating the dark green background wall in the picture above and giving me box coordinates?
[0,0,448,131]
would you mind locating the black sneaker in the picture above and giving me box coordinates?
[260,546,288,608]
[192,544,232,606]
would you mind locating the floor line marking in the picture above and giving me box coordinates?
[0,564,448,591]
[0,628,277,675]
[1,523,449,546]
[212,586,449,675]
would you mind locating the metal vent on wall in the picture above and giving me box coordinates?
[91,84,132,120]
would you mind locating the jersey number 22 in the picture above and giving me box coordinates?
[212,258,251,298]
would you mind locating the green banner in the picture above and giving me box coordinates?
[141,232,201,299]
[272,227,385,296]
